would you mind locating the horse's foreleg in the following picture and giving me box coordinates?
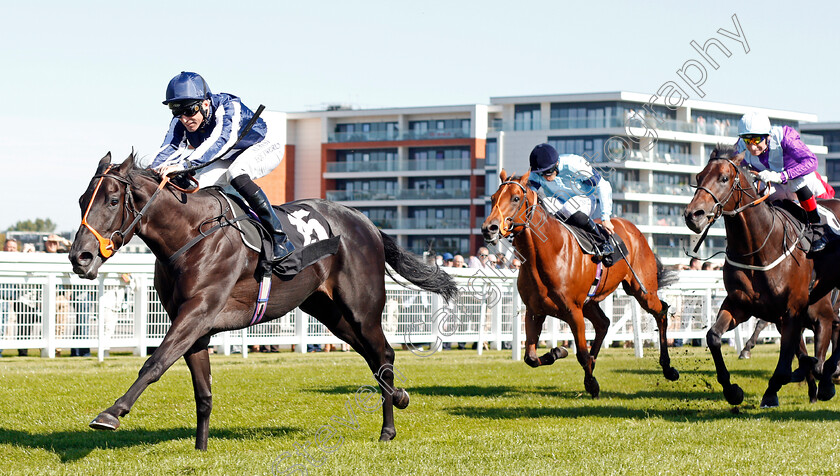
[760,320,801,408]
[739,319,770,359]
[582,301,610,362]
[522,313,567,368]
[184,336,213,451]
[90,301,216,432]
[810,301,838,401]
[567,310,598,398]
[707,302,744,405]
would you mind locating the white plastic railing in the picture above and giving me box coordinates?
[0,252,776,360]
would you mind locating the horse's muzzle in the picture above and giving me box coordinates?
[684,208,709,234]
[69,249,100,279]
[481,221,500,245]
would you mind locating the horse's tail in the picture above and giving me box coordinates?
[656,255,680,289]
[380,231,459,303]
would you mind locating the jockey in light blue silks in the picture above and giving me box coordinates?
[735,111,835,253]
[149,72,294,262]
[527,143,615,261]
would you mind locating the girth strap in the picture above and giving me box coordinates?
[167,214,255,265]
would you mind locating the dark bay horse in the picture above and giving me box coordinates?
[481,170,679,398]
[69,152,457,450]
[684,145,840,407]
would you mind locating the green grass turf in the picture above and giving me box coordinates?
[1,345,840,475]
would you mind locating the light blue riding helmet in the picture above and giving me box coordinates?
[163,72,211,105]
[738,112,771,136]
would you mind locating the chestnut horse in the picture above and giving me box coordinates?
[684,145,840,407]
[68,153,457,449]
[481,170,679,398]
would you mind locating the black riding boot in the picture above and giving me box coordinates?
[807,209,829,254]
[231,175,295,262]
[566,212,614,258]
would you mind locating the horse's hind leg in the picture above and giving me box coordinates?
[566,308,599,398]
[523,311,568,368]
[760,321,801,408]
[184,335,213,451]
[623,281,679,381]
[305,291,402,442]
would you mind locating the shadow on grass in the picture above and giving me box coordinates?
[444,403,840,423]
[0,425,301,463]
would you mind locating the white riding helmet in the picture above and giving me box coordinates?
[738,112,771,136]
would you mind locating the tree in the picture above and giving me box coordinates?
[8,218,57,232]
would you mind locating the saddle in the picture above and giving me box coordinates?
[222,193,341,278]
[772,199,840,251]
[557,221,628,268]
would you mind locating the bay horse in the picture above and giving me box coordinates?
[481,170,680,398]
[68,152,457,450]
[684,144,840,407]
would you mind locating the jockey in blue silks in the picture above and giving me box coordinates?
[149,72,294,262]
[527,143,615,260]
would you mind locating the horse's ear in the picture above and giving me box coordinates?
[119,151,136,172]
[733,151,745,165]
[499,169,508,182]
[519,169,531,186]
[99,152,112,167]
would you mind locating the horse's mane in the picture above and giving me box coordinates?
[708,143,740,163]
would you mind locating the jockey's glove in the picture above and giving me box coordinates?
[758,170,783,184]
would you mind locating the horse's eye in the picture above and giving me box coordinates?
[511,195,520,203]
[109,197,119,206]
[720,175,729,183]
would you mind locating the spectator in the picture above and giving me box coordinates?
[22,243,35,253]
[473,247,493,268]
[678,257,703,270]
[452,255,467,268]
[442,252,454,267]
[509,258,522,271]
[4,239,19,252]
[44,234,71,253]
[701,262,720,271]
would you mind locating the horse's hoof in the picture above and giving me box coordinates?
[584,376,600,398]
[760,393,779,408]
[379,428,396,442]
[90,413,120,431]
[723,385,744,406]
[393,388,410,410]
[552,347,569,360]
[738,350,751,360]
[818,382,836,401]
[663,367,680,381]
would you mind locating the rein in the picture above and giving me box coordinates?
[81,166,198,258]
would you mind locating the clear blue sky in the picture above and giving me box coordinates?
[2,0,839,232]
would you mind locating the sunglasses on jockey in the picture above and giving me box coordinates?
[169,100,203,118]
[740,134,767,146]
[540,164,559,177]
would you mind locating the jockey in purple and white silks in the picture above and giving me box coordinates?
[735,111,834,253]
[149,72,294,262]
[527,143,615,261]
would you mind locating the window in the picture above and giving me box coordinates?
[515,104,541,131]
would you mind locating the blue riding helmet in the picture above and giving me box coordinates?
[529,143,559,173]
[163,72,211,105]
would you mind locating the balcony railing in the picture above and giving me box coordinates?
[326,157,472,173]
[328,127,471,143]
[326,187,480,201]
[377,217,473,230]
